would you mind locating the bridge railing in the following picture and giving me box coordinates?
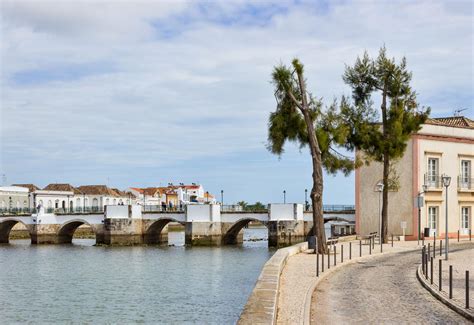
[142,205,185,213]
[0,207,38,216]
[305,205,356,212]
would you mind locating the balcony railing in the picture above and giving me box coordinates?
[424,174,442,189]
[458,175,473,190]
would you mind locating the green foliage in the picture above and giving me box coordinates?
[342,47,430,162]
[268,61,355,176]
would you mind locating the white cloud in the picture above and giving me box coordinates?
[0,0,472,195]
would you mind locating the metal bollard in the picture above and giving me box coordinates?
[316,252,319,277]
[449,265,453,299]
[369,240,372,255]
[341,244,344,263]
[425,253,429,280]
[428,243,431,260]
[440,240,442,257]
[439,259,442,291]
[466,270,470,309]
[430,257,434,285]
[328,250,330,270]
[422,235,424,246]
[421,248,425,276]
[322,252,324,272]
[334,245,336,266]
[372,235,375,249]
[421,247,425,275]
[349,242,352,260]
[359,240,362,257]
[433,235,436,258]
[457,230,460,242]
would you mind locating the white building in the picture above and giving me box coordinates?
[0,186,30,213]
[356,116,474,239]
[76,185,131,212]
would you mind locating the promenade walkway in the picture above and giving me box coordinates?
[276,238,473,324]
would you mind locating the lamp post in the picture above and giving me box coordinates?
[442,174,451,260]
[304,189,308,211]
[417,184,428,245]
[206,191,209,203]
[221,190,224,205]
[376,182,384,248]
[283,190,286,204]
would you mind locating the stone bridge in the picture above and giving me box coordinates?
[0,204,354,247]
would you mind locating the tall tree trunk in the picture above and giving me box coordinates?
[381,89,389,244]
[301,109,327,254]
[294,70,327,254]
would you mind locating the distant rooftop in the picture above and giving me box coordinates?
[426,116,474,129]
[11,184,40,192]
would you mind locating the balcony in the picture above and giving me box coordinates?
[424,174,442,190]
[458,175,473,191]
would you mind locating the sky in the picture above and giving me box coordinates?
[1,0,473,204]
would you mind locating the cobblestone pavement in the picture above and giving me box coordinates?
[423,243,474,307]
[278,238,425,324]
[311,244,473,324]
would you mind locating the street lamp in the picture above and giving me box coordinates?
[441,174,451,260]
[417,184,428,244]
[305,189,308,211]
[206,191,209,203]
[283,190,286,204]
[376,182,384,248]
[221,190,224,205]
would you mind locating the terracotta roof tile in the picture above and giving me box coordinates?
[43,183,82,194]
[76,185,120,197]
[11,184,40,192]
[426,116,474,129]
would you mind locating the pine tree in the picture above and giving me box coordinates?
[269,59,354,253]
[342,47,430,243]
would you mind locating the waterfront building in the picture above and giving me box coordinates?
[35,183,79,212]
[356,116,474,239]
[77,185,131,211]
[129,183,216,207]
[0,186,30,212]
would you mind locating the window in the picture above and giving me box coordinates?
[461,160,471,184]
[461,207,470,230]
[428,158,439,181]
[428,206,438,230]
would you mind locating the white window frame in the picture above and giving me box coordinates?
[427,158,439,186]
[461,160,471,186]
[461,207,470,231]
[428,206,438,235]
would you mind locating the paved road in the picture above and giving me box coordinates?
[311,246,472,324]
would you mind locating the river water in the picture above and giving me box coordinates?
[0,228,273,324]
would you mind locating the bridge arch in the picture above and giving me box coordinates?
[144,218,184,245]
[58,219,96,244]
[223,218,268,245]
[0,218,33,244]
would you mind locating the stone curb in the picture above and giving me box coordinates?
[416,264,474,321]
[238,242,308,325]
[302,246,422,325]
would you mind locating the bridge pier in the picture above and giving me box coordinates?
[268,220,305,248]
[185,222,223,246]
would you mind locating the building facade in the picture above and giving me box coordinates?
[356,116,474,239]
[0,186,30,213]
